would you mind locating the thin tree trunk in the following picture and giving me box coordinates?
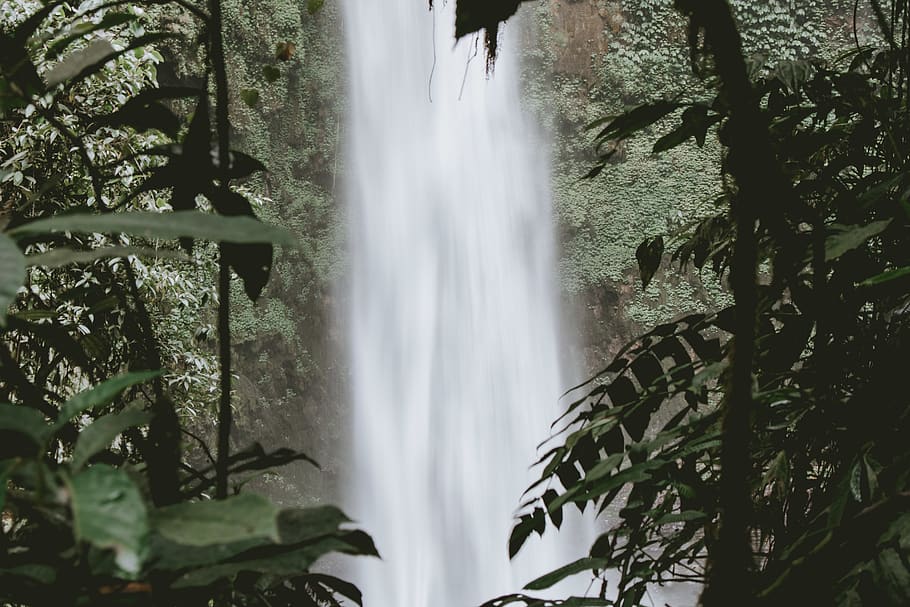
[671,1,786,604]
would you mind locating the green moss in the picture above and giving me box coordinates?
[520,0,864,331]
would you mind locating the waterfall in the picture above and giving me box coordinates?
[342,2,584,605]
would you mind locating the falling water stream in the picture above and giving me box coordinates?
[343,2,586,605]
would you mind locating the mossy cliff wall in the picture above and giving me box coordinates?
[521,0,863,368]
[211,1,348,504]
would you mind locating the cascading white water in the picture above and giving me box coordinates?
[342,2,585,605]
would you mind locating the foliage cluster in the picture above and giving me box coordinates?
[523,1,878,338]
[0,1,374,605]
[452,0,910,605]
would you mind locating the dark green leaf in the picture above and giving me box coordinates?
[228,151,267,179]
[72,410,153,469]
[45,39,115,86]
[173,534,374,588]
[509,513,537,558]
[152,493,280,546]
[636,235,664,288]
[277,506,351,544]
[825,220,891,261]
[45,12,137,60]
[240,88,260,107]
[307,0,325,14]
[0,564,56,584]
[0,404,50,448]
[652,105,719,153]
[305,574,363,606]
[9,211,297,246]
[774,59,815,92]
[592,101,682,143]
[68,466,149,573]
[56,371,161,429]
[101,100,180,137]
[263,64,281,83]
[0,233,26,327]
[0,460,13,512]
[860,265,910,286]
[524,557,609,591]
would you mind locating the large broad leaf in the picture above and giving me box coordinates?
[68,466,149,573]
[152,493,280,547]
[774,59,815,93]
[210,190,274,300]
[9,211,296,246]
[825,220,891,261]
[0,233,25,327]
[56,371,161,429]
[173,532,378,588]
[0,404,50,450]
[278,506,352,544]
[72,409,153,469]
[44,39,114,86]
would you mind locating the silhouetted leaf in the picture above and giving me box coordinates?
[592,101,682,144]
[524,557,609,591]
[653,105,719,153]
[636,235,664,288]
[304,574,362,606]
[0,404,49,448]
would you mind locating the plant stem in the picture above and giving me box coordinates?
[672,0,786,604]
[209,0,232,501]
